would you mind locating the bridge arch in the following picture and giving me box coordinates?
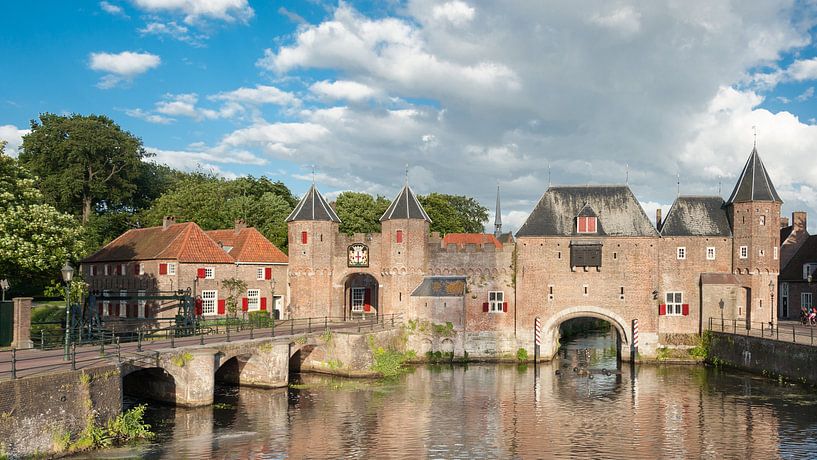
[539,306,631,360]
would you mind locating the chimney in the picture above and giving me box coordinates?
[780,217,789,228]
[793,211,807,233]
[656,208,662,230]
[234,219,247,233]
[163,216,175,230]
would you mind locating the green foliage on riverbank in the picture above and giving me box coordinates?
[57,405,153,454]
[516,348,529,362]
[368,335,416,377]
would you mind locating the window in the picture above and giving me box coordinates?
[201,290,217,315]
[247,289,260,311]
[583,284,589,296]
[619,286,625,301]
[257,267,265,280]
[167,263,176,275]
[759,249,765,257]
[548,285,554,301]
[120,264,127,276]
[102,290,110,316]
[782,282,789,297]
[774,246,778,260]
[759,215,766,226]
[739,246,748,259]
[801,292,812,310]
[119,290,127,318]
[138,263,145,276]
[137,290,146,318]
[90,265,96,276]
[488,291,504,312]
[351,287,365,312]
[571,244,602,267]
[396,230,404,243]
[104,264,110,276]
[577,216,597,234]
[677,247,686,260]
[706,247,716,260]
[666,292,683,316]
[301,231,308,244]
[802,263,817,280]
[204,267,215,279]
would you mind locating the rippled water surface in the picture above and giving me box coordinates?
[83,332,817,459]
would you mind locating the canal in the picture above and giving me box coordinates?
[82,331,817,459]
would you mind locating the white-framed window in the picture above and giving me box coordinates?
[677,247,686,260]
[782,282,789,297]
[774,246,778,260]
[582,284,589,296]
[247,289,260,311]
[739,246,748,259]
[119,290,127,318]
[351,287,365,313]
[104,264,110,276]
[577,216,597,234]
[802,263,817,280]
[759,249,765,257]
[201,290,217,315]
[257,267,265,280]
[138,263,145,276]
[89,265,96,276]
[137,290,146,318]
[102,290,110,316]
[706,247,716,260]
[273,295,284,319]
[204,267,215,279]
[666,292,683,316]
[120,264,127,276]
[167,263,177,275]
[619,286,625,301]
[759,215,766,226]
[488,291,504,312]
[801,292,812,309]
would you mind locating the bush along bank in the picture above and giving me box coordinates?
[53,405,154,455]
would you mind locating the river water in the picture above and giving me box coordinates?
[84,332,817,459]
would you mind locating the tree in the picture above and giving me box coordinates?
[0,143,84,284]
[221,278,247,318]
[418,193,489,235]
[19,113,148,223]
[335,192,391,235]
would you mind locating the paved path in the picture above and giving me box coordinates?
[0,318,393,381]
[708,319,817,347]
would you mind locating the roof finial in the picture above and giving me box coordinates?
[677,171,681,197]
[752,125,757,149]
[494,182,502,237]
[311,164,316,185]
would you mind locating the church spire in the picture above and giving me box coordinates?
[494,183,502,237]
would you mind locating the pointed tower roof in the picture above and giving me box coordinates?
[380,183,432,222]
[286,184,341,223]
[726,147,782,204]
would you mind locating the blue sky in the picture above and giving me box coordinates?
[3,1,817,231]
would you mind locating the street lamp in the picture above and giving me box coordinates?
[61,262,74,361]
[0,279,9,302]
[769,279,775,325]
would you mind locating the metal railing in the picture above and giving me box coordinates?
[0,313,403,381]
[706,317,817,347]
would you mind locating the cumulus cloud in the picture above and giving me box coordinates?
[309,80,380,102]
[100,1,126,16]
[0,125,29,156]
[210,85,299,106]
[89,51,160,88]
[138,21,204,45]
[787,57,817,81]
[147,145,268,179]
[130,0,253,24]
[431,1,475,26]
[125,108,174,124]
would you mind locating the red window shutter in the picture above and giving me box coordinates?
[114,304,119,317]
[578,217,586,233]
[301,231,308,244]
[659,304,667,316]
[364,289,372,312]
[242,297,249,311]
[134,264,140,275]
[588,218,596,233]
[195,298,203,316]
[396,230,403,243]
[98,304,103,316]
[503,301,508,312]
[260,297,267,311]
[265,267,272,280]
[483,302,489,312]
[217,299,226,315]
[197,268,206,279]
[682,304,690,316]
[159,263,168,275]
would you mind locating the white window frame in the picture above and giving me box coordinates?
[201,290,217,316]
[120,264,127,276]
[102,290,110,316]
[739,246,748,259]
[666,292,683,316]
[547,285,554,302]
[138,263,145,276]
[774,246,778,260]
[577,216,597,234]
[137,290,146,318]
[488,291,505,312]
[706,247,716,260]
[351,287,365,313]
[676,247,686,260]
[759,215,766,226]
[257,267,265,280]
[204,267,215,279]
[759,248,765,257]
[273,295,284,319]
[782,282,789,297]
[104,264,110,276]
[167,263,177,275]
[247,289,261,311]
[119,289,127,318]
[801,292,812,310]
[802,263,817,280]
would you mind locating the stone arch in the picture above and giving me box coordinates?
[443,268,450,275]
[541,305,631,347]
[440,338,454,354]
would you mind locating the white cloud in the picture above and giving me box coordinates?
[100,1,126,16]
[147,145,267,179]
[138,21,203,45]
[590,5,642,36]
[796,86,814,102]
[154,93,238,120]
[309,80,379,102]
[210,85,299,106]
[431,1,475,26]
[0,125,29,156]
[89,51,160,88]
[125,108,174,124]
[787,57,817,81]
[131,0,253,24]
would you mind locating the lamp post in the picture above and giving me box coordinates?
[769,279,775,325]
[61,262,74,361]
[0,279,9,302]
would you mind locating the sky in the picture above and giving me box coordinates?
[2,0,817,233]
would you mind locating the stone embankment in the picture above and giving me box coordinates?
[708,332,817,386]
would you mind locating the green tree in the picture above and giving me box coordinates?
[418,193,489,235]
[335,192,391,235]
[19,113,148,223]
[221,278,247,318]
[0,143,84,284]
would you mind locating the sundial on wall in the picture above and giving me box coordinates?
[348,243,369,267]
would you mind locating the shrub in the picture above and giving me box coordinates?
[516,348,528,362]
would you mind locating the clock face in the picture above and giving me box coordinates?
[348,244,369,267]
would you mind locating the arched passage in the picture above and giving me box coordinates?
[122,367,178,404]
[539,306,631,361]
[343,273,379,319]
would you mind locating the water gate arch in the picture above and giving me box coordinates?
[540,306,631,360]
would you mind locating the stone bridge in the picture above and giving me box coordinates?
[121,328,402,406]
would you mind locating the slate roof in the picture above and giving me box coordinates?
[780,235,817,280]
[659,196,732,237]
[380,183,432,222]
[82,222,234,264]
[726,147,782,204]
[442,233,502,249]
[286,184,341,223]
[781,225,794,244]
[206,227,288,264]
[516,186,658,237]
[411,276,466,297]
[497,232,515,244]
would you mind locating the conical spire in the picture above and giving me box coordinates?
[286,184,341,222]
[494,184,502,237]
[380,182,432,222]
[726,147,782,204]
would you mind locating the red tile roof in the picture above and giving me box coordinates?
[442,233,502,249]
[82,222,234,264]
[206,227,288,264]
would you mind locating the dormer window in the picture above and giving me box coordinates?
[577,216,597,233]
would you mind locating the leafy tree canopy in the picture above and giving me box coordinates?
[335,192,391,235]
[418,193,489,235]
[19,113,149,223]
